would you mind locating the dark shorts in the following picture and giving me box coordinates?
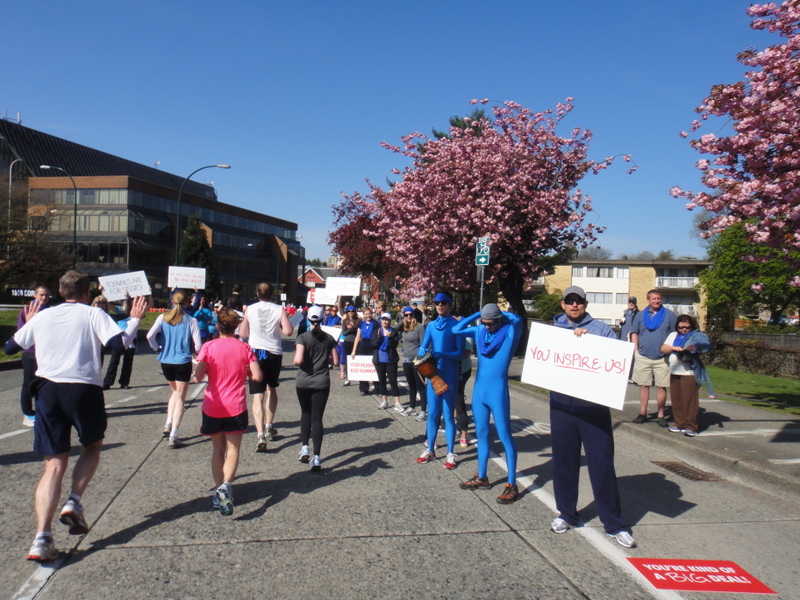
[33,380,107,455]
[161,362,193,383]
[248,351,282,393]
[201,410,248,436]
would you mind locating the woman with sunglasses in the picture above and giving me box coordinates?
[660,315,711,437]
[400,307,427,418]
[371,312,403,410]
[340,305,360,385]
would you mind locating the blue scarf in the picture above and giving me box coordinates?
[361,320,376,340]
[477,324,509,357]
[379,327,393,352]
[642,306,667,331]
[673,332,690,348]
[433,315,452,331]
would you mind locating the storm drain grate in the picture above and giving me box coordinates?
[652,461,721,482]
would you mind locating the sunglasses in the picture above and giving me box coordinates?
[677,325,692,330]
[435,301,449,306]
[563,298,586,306]
[481,320,496,326]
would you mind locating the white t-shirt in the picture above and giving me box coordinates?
[244,301,284,354]
[664,331,694,376]
[14,302,134,386]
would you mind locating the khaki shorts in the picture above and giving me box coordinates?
[632,353,671,388]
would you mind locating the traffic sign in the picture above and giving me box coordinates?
[475,237,490,266]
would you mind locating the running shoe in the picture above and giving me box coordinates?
[656,417,669,428]
[444,452,458,470]
[496,483,520,504]
[632,414,647,424]
[459,474,491,490]
[310,455,322,472]
[459,435,469,448]
[400,407,415,416]
[212,493,221,511]
[608,530,636,548]
[59,499,89,535]
[299,445,310,463]
[162,425,171,438]
[415,411,428,422]
[267,427,278,440]
[256,435,268,453]
[668,426,684,433]
[216,482,234,516]
[416,449,435,464]
[27,536,58,562]
[393,403,404,413]
[167,437,184,449]
[378,400,389,410]
[550,517,571,534]
[22,415,35,427]
[343,380,351,386]
[684,429,698,437]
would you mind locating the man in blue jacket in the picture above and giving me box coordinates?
[548,286,636,548]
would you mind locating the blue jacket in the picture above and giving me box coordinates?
[549,312,616,412]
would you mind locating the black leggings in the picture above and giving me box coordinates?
[402,361,427,411]
[297,387,330,455]
[375,361,399,397]
[456,369,472,432]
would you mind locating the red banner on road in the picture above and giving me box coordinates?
[628,559,775,594]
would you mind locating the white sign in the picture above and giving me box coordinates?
[347,355,379,382]
[321,325,342,341]
[325,276,361,297]
[289,312,305,328]
[520,322,634,410]
[307,288,339,306]
[98,271,151,302]
[168,266,207,290]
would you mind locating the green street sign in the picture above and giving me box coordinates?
[475,237,490,266]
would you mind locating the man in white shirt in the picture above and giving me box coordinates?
[6,270,146,562]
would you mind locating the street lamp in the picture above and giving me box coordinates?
[40,164,78,267]
[174,164,231,264]
[233,242,253,284]
[7,158,23,259]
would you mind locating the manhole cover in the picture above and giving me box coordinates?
[652,461,720,482]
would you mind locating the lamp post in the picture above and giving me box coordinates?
[40,164,78,267]
[174,164,231,264]
[7,158,23,259]
[233,243,253,285]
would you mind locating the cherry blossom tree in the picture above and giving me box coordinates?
[334,99,630,318]
[671,1,800,286]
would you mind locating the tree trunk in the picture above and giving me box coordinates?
[498,265,529,356]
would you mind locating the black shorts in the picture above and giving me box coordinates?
[161,362,193,383]
[201,410,248,436]
[33,380,107,455]
[248,351,282,393]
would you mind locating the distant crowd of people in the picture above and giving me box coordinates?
[8,270,716,562]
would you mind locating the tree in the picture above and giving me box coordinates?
[534,289,564,322]
[178,214,219,296]
[338,99,631,319]
[671,1,800,285]
[576,246,612,260]
[700,223,800,329]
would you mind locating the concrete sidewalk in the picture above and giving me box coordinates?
[507,356,800,502]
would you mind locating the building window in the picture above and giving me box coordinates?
[586,292,613,304]
[616,293,628,304]
[586,267,613,278]
[616,267,629,279]
[573,266,584,277]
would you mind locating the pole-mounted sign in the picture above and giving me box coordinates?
[475,236,491,266]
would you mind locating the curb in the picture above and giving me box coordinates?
[0,359,21,372]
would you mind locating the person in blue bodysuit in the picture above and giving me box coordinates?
[453,303,524,504]
[416,292,464,469]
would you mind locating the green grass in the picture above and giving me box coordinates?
[706,365,800,416]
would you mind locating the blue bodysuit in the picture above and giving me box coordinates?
[453,311,523,484]
[418,314,465,454]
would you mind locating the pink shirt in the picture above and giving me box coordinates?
[196,337,256,418]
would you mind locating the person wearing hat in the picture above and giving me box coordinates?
[371,312,403,411]
[453,303,524,504]
[619,297,639,343]
[400,306,427,417]
[340,305,360,385]
[293,304,339,471]
[416,292,465,469]
[547,286,636,548]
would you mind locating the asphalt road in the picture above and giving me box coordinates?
[1,342,798,600]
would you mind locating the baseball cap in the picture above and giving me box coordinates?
[308,305,324,322]
[380,312,391,320]
[563,286,586,300]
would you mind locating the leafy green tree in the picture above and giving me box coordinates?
[700,223,800,329]
[535,289,564,322]
[178,214,219,296]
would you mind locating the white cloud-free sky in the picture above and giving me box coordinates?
[2,1,774,261]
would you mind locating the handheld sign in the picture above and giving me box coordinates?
[325,276,361,297]
[521,321,634,410]
[347,355,379,382]
[168,266,206,290]
[98,271,151,302]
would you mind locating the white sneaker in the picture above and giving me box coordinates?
[609,530,636,548]
[550,517,571,534]
[310,455,322,471]
[415,411,427,422]
[378,400,389,410]
[444,452,458,469]
[400,407,415,416]
[393,403,404,413]
[299,445,310,463]
[22,415,35,427]
[343,380,350,386]
[27,536,58,562]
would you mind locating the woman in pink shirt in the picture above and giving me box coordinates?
[192,308,263,516]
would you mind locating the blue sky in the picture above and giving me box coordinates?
[2,1,774,262]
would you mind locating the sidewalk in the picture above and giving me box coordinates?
[507,356,800,502]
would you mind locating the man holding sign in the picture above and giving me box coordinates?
[548,286,636,548]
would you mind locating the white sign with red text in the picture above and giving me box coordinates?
[324,276,361,297]
[346,355,379,382]
[520,321,634,410]
[98,271,151,302]
[168,266,206,290]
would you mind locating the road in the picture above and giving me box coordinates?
[0,343,797,599]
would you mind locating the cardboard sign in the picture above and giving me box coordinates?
[347,355,379,382]
[307,288,339,306]
[321,325,342,341]
[168,266,206,290]
[98,271,151,302]
[628,559,775,594]
[324,276,361,297]
[520,321,634,410]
